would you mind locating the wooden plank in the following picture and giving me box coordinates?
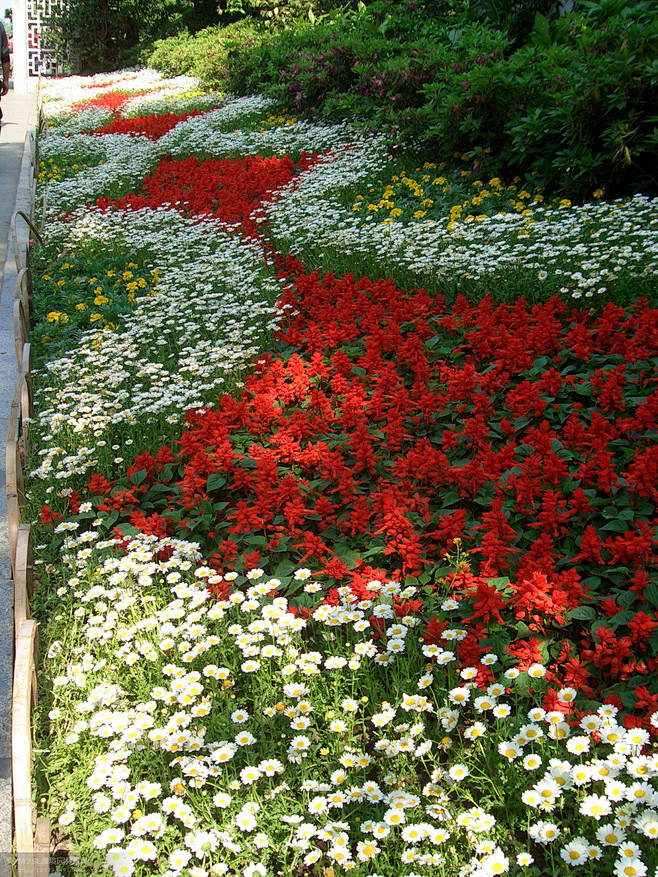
[13,620,38,864]
[14,267,33,316]
[29,179,37,224]
[6,425,25,499]
[20,343,34,422]
[19,343,32,464]
[11,226,23,273]
[14,268,28,302]
[7,379,21,448]
[7,492,20,575]
[14,526,33,641]
[18,524,34,600]
[13,299,29,368]
[7,382,26,571]
[34,818,51,877]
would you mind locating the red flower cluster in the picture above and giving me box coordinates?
[76,257,657,701]
[97,153,317,236]
[94,110,209,140]
[71,90,144,113]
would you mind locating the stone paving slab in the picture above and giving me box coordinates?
[0,86,38,876]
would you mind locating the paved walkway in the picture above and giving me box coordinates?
[0,86,38,873]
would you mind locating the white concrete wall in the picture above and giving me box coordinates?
[11,0,30,92]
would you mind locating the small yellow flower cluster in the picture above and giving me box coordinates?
[38,155,104,184]
[36,259,160,355]
[252,113,299,133]
[351,160,599,229]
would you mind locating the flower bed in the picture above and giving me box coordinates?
[28,72,658,877]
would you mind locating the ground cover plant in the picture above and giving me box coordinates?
[26,68,658,877]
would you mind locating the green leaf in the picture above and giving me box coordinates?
[99,511,119,529]
[531,12,551,49]
[566,606,597,621]
[129,469,147,486]
[616,589,637,607]
[487,576,510,589]
[609,609,635,628]
[274,559,296,580]
[619,690,637,708]
[644,584,658,607]
[648,628,658,655]
[246,536,268,547]
[439,491,462,508]
[600,520,631,532]
[206,473,226,492]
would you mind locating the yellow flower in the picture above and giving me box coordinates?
[76,303,86,311]
[89,313,103,322]
[137,278,147,288]
[41,335,52,343]
[593,189,604,198]
[389,208,403,218]
[559,198,571,208]
[126,282,138,294]
[46,311,66,323]
[94,295,109,305]
[122,271,133,280]
[413,210,426,219]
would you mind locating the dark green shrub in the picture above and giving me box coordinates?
[46,0,209,73]
[422,7,658,196]
[225,1,658,197]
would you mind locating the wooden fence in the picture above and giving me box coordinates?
[8,182,52,874]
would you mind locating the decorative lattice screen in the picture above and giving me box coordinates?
[27,0,59,77]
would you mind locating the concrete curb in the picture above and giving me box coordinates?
[0,89,38,875]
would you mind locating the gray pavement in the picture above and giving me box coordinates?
[0,86,38,874]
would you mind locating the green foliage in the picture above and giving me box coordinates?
[468,0,559,46]
[146,21,262,87]
[421,6,658,197]
[46,0,220,73]
[218,0,339,28]
[223,0,658,198]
